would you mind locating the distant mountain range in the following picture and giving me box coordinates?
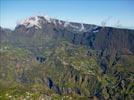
[1,16,134,55]
[0,16,134,99]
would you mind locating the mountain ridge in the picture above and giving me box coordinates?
[0,15,134,99]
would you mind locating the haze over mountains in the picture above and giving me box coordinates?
[0,16,134,99]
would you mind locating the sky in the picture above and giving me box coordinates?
[0,0,134,29]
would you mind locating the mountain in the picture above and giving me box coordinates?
[3,16,134,55]
[0,16,134,100]
[0,27,12,43]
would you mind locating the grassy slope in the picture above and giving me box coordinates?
[0,41,134,100]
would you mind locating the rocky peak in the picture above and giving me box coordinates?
[17,16,53,29]
[16,16,88,32]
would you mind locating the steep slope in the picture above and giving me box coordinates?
[0,16,134,99]
[0,41,134,99]
[9,16,134,55]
